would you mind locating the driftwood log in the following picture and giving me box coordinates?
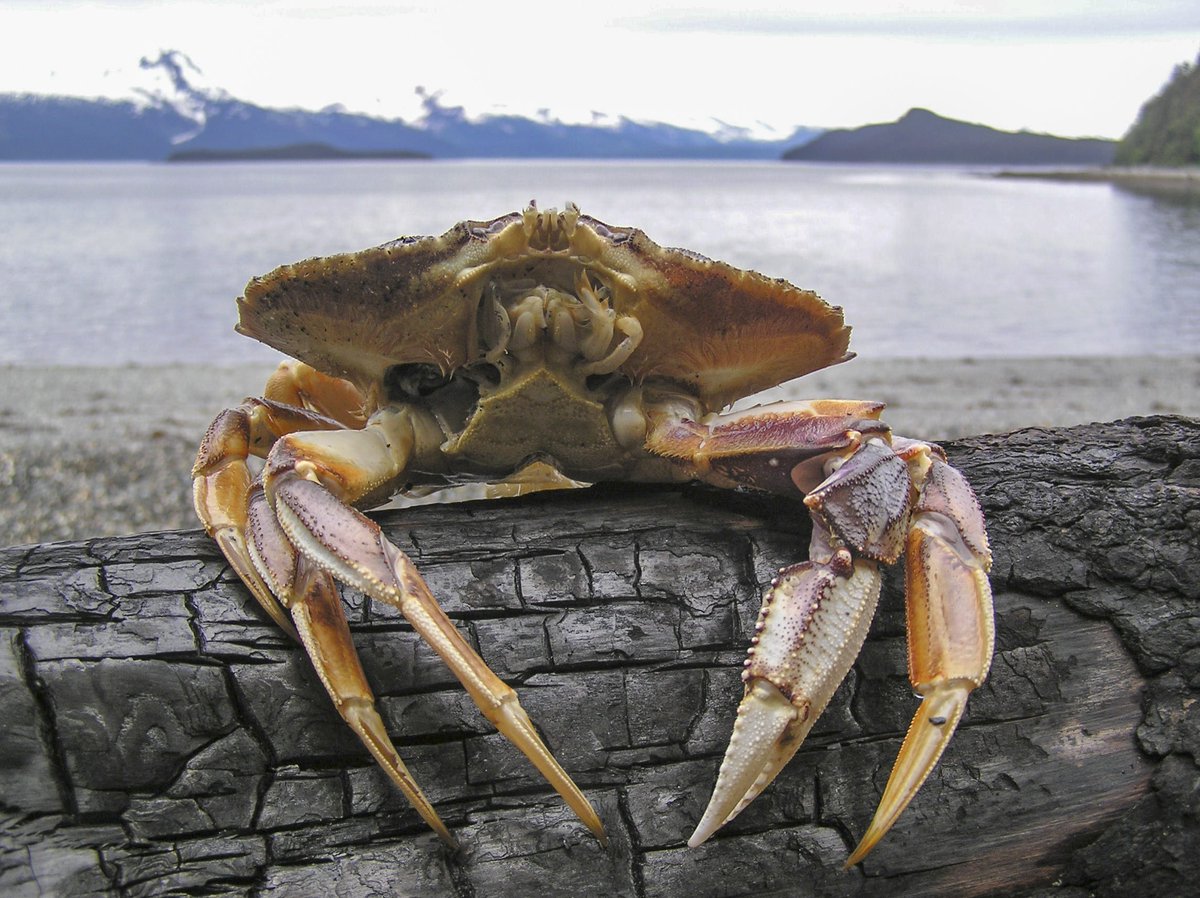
[1,417,1197,898]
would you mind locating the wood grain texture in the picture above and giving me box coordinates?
[1,416,1197,898]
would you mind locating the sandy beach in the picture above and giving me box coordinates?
[2,356,1198,547]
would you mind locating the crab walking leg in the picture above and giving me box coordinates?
[193,396,357,638]
[262,410,608,844]
[262,360,367,428]
[246,490,458,845]
[291,567,458,846]
[844,441,993,867]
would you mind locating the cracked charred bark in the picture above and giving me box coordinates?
[1,416,1197,898]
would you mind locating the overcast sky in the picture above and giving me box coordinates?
[2,1,1198,138]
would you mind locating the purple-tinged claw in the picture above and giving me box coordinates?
[804,439,911,564]
[690,553,882,846]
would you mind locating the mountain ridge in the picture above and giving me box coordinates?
[0,51,816,161]
[783,107,1116,165]
[1,53,1119,164]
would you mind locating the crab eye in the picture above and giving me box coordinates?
[384,363,449,399]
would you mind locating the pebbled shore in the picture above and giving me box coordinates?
[1,356,1198,546]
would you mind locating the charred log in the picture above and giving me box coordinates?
[1,417,1197,897]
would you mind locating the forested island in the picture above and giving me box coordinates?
[781,108,1115,165]
[166,142,430,162]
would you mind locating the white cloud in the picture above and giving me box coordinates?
[621,1,1200,37]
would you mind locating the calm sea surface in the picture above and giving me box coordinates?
[0,160,1197,365]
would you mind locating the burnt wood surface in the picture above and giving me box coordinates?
[1,416,1197,898]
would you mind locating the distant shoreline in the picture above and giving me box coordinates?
[995,166,1200,196]
[167,142,431,163]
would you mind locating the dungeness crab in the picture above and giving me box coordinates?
[193,203,993,865]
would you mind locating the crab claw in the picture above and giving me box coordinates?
[685,423,992,861]
[689,549,883,847]
[845,452,993,866]
[843,682,971,867]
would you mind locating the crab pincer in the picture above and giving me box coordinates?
[843,443,993,865]
[686,432,993,862]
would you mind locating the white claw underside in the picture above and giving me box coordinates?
[690,559,882,847]
[688,679,796,847]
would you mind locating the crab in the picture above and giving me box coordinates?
[193,203,993,865]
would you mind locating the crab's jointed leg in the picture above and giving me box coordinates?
[194,367,461,842]
[260,359,368,428]
[193,362,365,637]
[198,379,607,846]
[644,399,993,861]
[247,491,458,846]
[265,412,606,843]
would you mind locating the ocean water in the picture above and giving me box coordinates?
[0,160,1197,366]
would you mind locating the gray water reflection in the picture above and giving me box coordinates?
[0,161,1196,365]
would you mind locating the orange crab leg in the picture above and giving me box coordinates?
[259,410,607,845]
[192,368,467,843]
[193,368,363,637]
[245,484,457,845]
[263,360,368,428]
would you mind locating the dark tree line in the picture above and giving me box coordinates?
[1116,50,1200,166]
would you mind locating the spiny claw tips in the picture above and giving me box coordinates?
[843,683,970,868]
[688,679,798,848]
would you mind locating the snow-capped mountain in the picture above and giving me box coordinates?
[0,51,820,161]
[126,50,223,141]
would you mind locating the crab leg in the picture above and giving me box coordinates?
[261,408,607,845]
[645,400,992,860]
[192,370,466,841]
[194,385,360,637]
[247,488,457,844]
[261,360,367,428]
[194,363,363,519]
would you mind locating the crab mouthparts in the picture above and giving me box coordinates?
[473,270,643,379]
[520,201,581,251]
